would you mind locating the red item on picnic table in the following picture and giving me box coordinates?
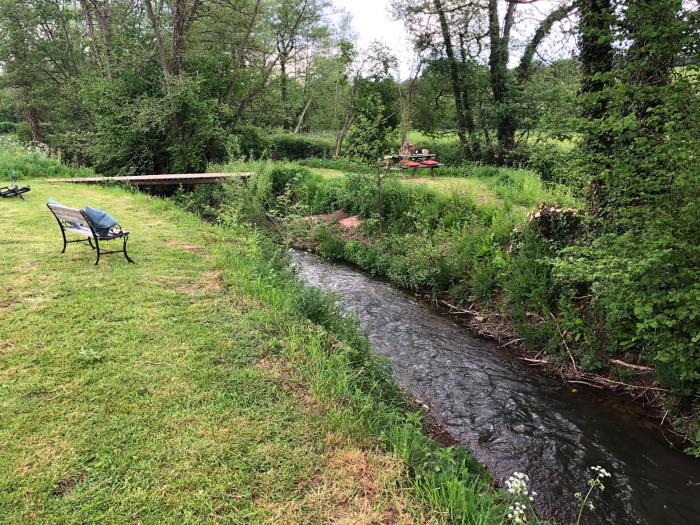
[405,161,422,168]
[421,160,439,166]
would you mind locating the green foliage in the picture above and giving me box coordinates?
[554,228,700,393]
[229,124,273,160]
[345,79,399,162]
[172,183,229,222]
[271,132,334,160]
[314,226,346,260]
[0,121,16,134]
[527,144,577,186]
[0,136,93,180]
[565,0,700,395]
[297,156,370,173]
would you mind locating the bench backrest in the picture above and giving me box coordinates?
[47,204,93,235]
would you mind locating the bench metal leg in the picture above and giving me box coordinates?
[94,237,101,266]
[59,228,68,253]
[123,235,134,264]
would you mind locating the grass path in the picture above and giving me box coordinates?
[0,181,429,524]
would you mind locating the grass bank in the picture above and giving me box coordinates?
[196,161,699,453]
[1,175,527,523]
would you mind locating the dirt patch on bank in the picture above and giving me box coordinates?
[306,209,363,231]
[164,240,208,257]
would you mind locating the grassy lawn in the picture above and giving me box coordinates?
[0,180,431,523]
[306,166,577,216]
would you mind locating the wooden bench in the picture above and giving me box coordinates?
[47,203,134,265]
[400,163,442,176]
[379,159,443,176]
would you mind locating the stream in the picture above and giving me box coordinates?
[289,249,700,524]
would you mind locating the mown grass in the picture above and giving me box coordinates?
[0,178,516,524]
[0,180,432,523]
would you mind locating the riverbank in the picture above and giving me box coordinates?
[289,248,700,525]
[1,178,523,523]
[197,161,699,453]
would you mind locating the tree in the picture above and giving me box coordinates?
[393,0,576,162]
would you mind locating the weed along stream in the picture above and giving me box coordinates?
[289,249,700,525]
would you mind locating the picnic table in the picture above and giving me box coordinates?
[379,153,442,176]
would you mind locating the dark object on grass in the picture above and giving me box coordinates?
[0,173,30,200]
[47,201,134,265]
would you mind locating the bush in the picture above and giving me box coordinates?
[0,122,16,134]
[229,124,272,160]
[314,226,346,260]
[271,133,334,160]
[527,144,575,185]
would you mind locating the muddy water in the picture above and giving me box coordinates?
[290,249,700,524]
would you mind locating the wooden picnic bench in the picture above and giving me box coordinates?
[379,157,443,176]
[47,203,134,265]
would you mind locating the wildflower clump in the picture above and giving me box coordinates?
[505,472,537,523]
[575,465,612,524]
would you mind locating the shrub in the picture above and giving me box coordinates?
[0,122,16,134]
[271,133,334,160]
[527,144,576,185]
[314,227,346,260]
[229,124,272,160]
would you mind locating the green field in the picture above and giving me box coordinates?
[0,180,441,523]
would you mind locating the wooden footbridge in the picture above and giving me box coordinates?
[47,173,251,187]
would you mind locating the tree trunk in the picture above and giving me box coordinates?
[457,33,475,134]
[172,0,188,76]
[79,0,104,71]
[488,0,516,157]
[144,0,170,81]
[334,114,354,158]
[578,0,614,119]
[578,0,616,217]
[280,56,290,130]
[518,3,576,83]
[89,0,112,78]
[434,0,470,159]
[26,108,43,144]
[294,98,312,133]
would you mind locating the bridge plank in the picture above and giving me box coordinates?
[47,173,251,186]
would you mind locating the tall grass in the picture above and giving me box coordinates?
[0,135,93,180]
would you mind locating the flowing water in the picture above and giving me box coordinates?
[290,249,700,525]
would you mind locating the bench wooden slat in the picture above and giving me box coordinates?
[48,205,89,224]
[64,227,94,238]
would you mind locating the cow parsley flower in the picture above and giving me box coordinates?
[575,465,614,525]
